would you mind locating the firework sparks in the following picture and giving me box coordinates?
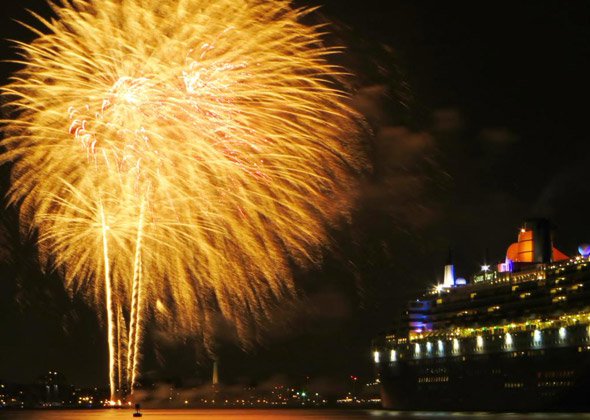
[2,0,364,400]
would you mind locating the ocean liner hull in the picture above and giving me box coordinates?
[379,345,590,411]
[373,220,590,411]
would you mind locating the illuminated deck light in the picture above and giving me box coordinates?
[533,329,542,345]
[476,335,484,349]
[453,338,460,352]
[390,349,397,362]
[373,351,380,363]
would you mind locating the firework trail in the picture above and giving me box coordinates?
[1,0,364,400]
[127,195,146,392]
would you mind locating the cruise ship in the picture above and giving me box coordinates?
[372,219,590,411]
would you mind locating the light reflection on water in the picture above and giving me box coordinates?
[1,410,590,420]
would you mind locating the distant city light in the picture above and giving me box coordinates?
[559,327,567,340]
[481,264,490,272]
[415,343,421,354]
[373,351,380,363]
[476,335,484,348]
[453,338,460,352]
[434,284,444,293]
[426,342,432,353]
[437,340,444,353]
[505,333,513,346]
[390,349,397,362]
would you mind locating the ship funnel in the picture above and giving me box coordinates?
[524,218,552,263]
[505,219,568,265]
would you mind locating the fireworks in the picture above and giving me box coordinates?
[2,0,364,400]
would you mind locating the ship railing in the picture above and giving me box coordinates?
[470,256,590,287]
[374,323,590,365]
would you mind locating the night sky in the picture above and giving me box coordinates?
[1,0,590,393]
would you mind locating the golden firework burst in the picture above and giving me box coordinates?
[2,0,364,400]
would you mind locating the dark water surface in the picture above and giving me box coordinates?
[2,410,590,419]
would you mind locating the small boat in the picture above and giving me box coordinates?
[133,403,142,417]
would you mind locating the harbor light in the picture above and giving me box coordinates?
[505,333,513,347]
[373,351,380,363]
[559,327,567,340]
[390,349,397,362]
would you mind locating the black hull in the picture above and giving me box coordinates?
[379,346,590,411]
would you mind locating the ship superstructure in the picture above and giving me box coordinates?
[373,219,590,411]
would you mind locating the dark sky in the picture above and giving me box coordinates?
[1,0,590,392]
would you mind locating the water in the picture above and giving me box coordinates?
[1,410,590,420]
